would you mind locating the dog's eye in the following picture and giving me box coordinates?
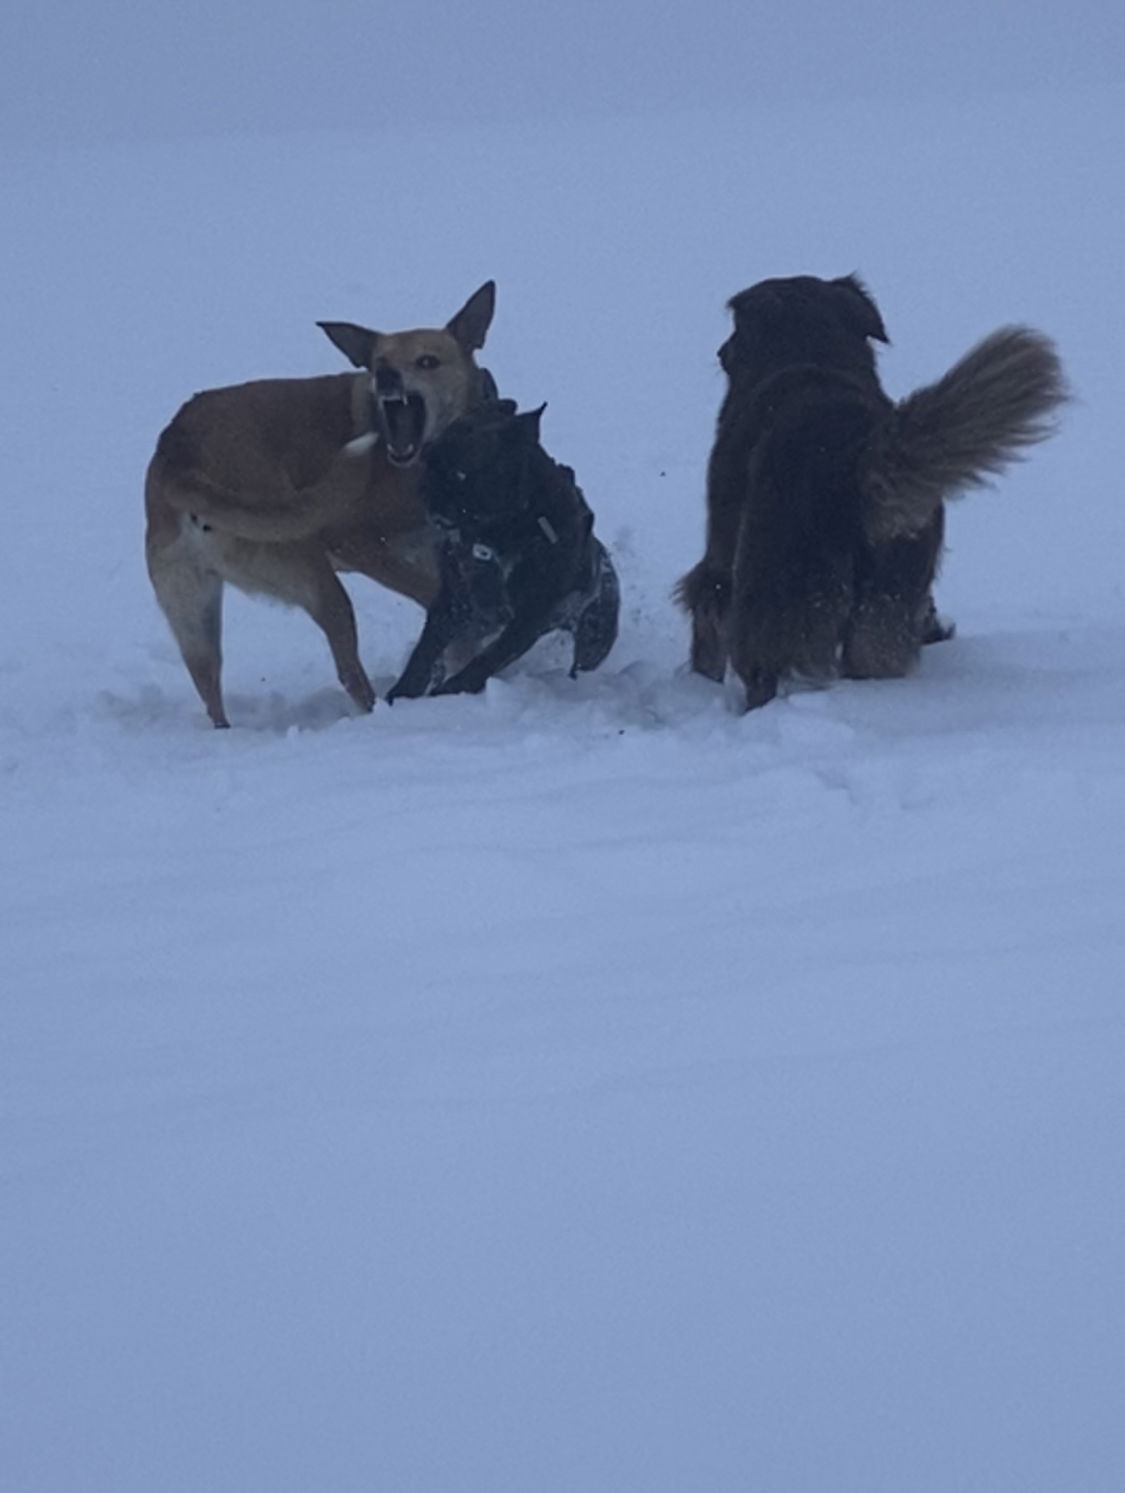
[416,354,440,370]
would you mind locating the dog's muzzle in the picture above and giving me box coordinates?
[371,366,427,467]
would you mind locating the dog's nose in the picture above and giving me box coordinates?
[374,364,404,398]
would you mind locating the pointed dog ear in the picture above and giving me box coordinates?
[512,403,546,442]
[446,281,496,352]
[317,321,380,369]
[832,275,889,344]
[475,365,501,403]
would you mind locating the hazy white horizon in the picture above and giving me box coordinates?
[4,0,1123,146]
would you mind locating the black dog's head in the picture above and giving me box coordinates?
[421,402,547,635]
[717,274,889,388]
[423,402,546,529]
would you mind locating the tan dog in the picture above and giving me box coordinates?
[145,282,496,726]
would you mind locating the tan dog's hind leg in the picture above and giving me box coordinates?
[148,528,375,725]
[147,539,230,727]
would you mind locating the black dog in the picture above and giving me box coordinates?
[677,274,1068,709]
[387,403,619,700]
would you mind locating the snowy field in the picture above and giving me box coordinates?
[3,60,1125,1493]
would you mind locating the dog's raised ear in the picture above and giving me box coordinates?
[446,281,496,352]
[831,275,889,344]
[476,365,500,403]
[511,403,546,443]
[317,321,380,369]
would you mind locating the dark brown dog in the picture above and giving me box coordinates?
[678,274,1068,709]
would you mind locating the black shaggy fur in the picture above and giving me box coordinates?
[677,273,1068,710]
[387,403,619,700]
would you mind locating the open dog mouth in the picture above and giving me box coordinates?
[373,390,427,466]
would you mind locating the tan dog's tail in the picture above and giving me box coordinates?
[147,444,369,544]
[862,327,1068,541]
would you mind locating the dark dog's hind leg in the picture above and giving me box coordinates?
[843,591,953,677]
[843,515,946,680]
[920,595,956,645]
[675,562,731,682]
[841,596,923,679]
[569,545,620,677]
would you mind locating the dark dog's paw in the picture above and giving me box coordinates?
[432,668,488,697]
[741,668,779,711]
[385,678,422,705]
[921,610,956,645]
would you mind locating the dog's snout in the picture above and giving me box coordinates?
[374,364,404,398]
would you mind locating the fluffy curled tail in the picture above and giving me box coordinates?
[863,326,1068,541]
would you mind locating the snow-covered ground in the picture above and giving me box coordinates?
[3,79,1125,1492]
